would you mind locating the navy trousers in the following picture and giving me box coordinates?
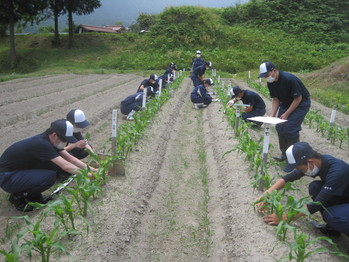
[191,76,202,87]
[276,98,310,140]
[0,169,56,196]
[309,180,349,236]
[242,109,266,123]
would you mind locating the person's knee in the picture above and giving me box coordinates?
[322,209,349,236]
[308,180,323,200]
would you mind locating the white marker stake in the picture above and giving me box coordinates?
[227,83,232,96]
[330,110,336,126]
[248,71,251,79]
[233,104,250,135]
[158,78,163,97]
[218,75,220,83]
[247,116,288,163]
[262,124,270,162]
[111,109,118,176]
[142,88,147,108]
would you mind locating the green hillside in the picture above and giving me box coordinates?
[0,4,348,113]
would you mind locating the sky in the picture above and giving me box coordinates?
[72,0,249,27]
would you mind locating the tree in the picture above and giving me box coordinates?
[64,0,101,48]
[48,0,65,46]
[129,13,157,32]
[0,0,48,67]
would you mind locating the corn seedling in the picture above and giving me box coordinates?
[66,172,95,217]
[15,215,76,262]
[274,195,312,241]
[0,237,22,262]
[284,228,349,262]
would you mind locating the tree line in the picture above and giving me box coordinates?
[0,0,101,67]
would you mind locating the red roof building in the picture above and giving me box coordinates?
[75,24,125,34]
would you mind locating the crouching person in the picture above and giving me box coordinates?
[256,142,349,237]
[191,78,215,109]
[136,74,159,93]
[227,86,266,126]
[66,109,94,159]
[121,87,156,120]
[0,119,98,212]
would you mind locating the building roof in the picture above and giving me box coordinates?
[76,24,124,34]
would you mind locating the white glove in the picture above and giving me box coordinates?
[226,100,235,108]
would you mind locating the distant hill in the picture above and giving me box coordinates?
[25,0,247,32]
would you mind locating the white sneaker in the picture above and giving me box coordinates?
[194,103,204,109]
[126,110,136,120]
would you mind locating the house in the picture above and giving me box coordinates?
[75,24,125,34]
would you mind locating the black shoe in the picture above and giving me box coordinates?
[320,225,341,237]
[272,154,287,161]
[9,193,35,212]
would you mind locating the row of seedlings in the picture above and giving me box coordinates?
[0,73,185,262]
[212,73,349,262]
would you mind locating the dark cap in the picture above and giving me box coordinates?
[149,74,158,81]
[231,86,243,98]
[50,119,75,143]
[258,62,276,78]
[66,109,90,128]
[285,142,315,171]
[205,61,212,68]
[204,78,215,86]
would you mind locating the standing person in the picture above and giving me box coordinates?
[191,61,212,87]
[190,50,205,73]
[66,109,94,159]
[226,86,266,126]
[136,74,159,93]
[121,86,156,120]
[258,62,311,171]
[0,119,98,211]
[191,78,215,109]
[256,142,349,238]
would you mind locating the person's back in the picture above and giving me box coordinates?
[242,90,266,112]
[0,134,59,171]
[121,93,143,115]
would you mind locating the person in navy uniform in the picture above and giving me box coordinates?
[190,50,205,73]
[257,142,349,238]
[191,61,212,87]
[136,74,159,93]
[121,86,156,120]
[65,109,94,159]
[163,62,177,82]
[227,86,266,126]
[258,62,311,170]
[191,78,215,109]
[0,119,98,211]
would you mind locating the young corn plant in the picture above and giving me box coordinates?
[0,237,22,262]
[251,163,274,191]
[275,195,313,241]
[66,172,95,218]
[284,228,349,262]
[15,215,76,262]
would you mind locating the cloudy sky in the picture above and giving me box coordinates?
[74,0,248,26]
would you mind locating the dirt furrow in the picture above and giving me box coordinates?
[0,74,142,153]
[0,74,348,262]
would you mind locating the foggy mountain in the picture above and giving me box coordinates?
[33,0,247,31]
[73,0,246,26]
